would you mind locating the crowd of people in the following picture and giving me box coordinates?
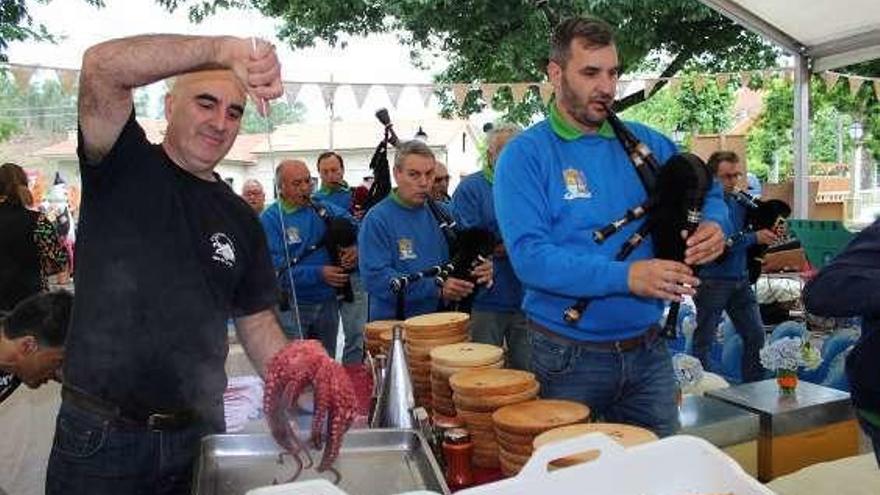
[0,14,876,495]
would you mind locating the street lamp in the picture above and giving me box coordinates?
[414,126,428,142]
[849,120,865,220]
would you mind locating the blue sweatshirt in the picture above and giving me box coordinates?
[803,219,880,415]
[494,104,729,342]
[359,191,449,320]
[701,195,756,280]
[260,199,353,304]
[451,170,523,312]
[312,184,352,211]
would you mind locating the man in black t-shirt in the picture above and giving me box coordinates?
[46,35,353,495]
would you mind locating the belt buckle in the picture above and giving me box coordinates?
[147,413,176,431]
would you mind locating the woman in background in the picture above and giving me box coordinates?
[0,163,68,311]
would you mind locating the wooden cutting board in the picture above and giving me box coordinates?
[449,369,536,396]
[364,320,403,337]
[431,359,504,379]
[404,311,469,333]
[429,343,504,368]
[492,400,590,435]
[531,423,658,466]
[452,381,540,412]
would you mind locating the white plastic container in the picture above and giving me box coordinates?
[457,433,774,495]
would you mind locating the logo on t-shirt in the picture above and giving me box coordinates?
[562,168,591,200]
[285,227,301,244]
[398,238,417,260]
[210,233,236,268]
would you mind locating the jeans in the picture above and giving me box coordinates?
[46,402,218,495]
[339,273,367,364]
[528,325,680,437]
[278,298,339,358]
[470,310,531,371]
[694,278,766,383]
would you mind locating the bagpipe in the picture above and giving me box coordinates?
[372,109,494,319]
[726,189,792,283]
[307,199,358,303]
[563,102,713,338]
[274,198,357,304]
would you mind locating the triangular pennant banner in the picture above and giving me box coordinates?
[58,70,79,94]
[417,85,434,108]
[874,81,880,101]
[510,83,529,103]
[11,67,34,92]
[384,84,405,109]
[716,73,730,88]
[763,69,776,81]
[848,76,864,96]
[539,83,554,104]
[783,69,794,83]
[452,84,468,109]
[481,83,501,104]
[350,84,371,109]
[283,82,302,105]
[320,83,339,109]
[822,71,840,89]
[693,75,706,91]
[668,78,682,92]
[740,71,752,87]
[644,79,658,96]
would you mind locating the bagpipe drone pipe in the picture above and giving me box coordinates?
[308,199,358,303]
[726,189,793,283]
[563,103,712,338]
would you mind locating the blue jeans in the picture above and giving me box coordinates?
[694,278,766,382]
[339,273,367,364]
[46,402,218,495]
[528,325,680,437]
[279,299,339,358]
[470,310,531,371]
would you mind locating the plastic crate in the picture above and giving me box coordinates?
[787,219,856,269]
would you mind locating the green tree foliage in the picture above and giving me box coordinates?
[238,99,306,134]
[0,0,104,62]
[0,72,77,136]
[159,0,778,123]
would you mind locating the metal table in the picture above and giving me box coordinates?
[707,379,859,481]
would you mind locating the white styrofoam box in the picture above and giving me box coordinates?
[246,479,347,495]
[457,433,774,495]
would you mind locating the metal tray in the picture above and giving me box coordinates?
[194,429,450,495]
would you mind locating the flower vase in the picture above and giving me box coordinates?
[776,369,798,394]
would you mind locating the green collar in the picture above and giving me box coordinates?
[390,188,420,209]
[548,99,615,140]
[278,197,301,214]
[859,408,880,427]
[318,181,350,195]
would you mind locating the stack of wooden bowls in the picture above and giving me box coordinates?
[491,399,591,476]
[532,423,658,467]
[404,312,470,410]
[448,369,539,468]
[364,320,402,357]
[429,343,504,417]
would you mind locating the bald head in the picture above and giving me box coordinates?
[276,159,312,206]
[162,69,248,181]
[431,161,450,201]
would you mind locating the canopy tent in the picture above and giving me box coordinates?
[699,0,880,218]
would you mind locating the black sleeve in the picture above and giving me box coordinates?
[0,372,22,405]
[231,217,280,317]
[77,107,149,182]
[803,219,880,318]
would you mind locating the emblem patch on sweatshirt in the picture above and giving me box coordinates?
[398,238,417,260]
[563,168,591,200]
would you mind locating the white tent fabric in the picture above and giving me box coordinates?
[700,0,880,218]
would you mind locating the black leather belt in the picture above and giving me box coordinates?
[530,321,660,352]
[61,386,199,431]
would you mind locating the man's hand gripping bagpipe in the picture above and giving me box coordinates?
[726,189,792,283]
[563,102,720,338]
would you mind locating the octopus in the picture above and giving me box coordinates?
[264,339,357,484]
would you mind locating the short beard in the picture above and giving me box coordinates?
[558,75,606,130]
